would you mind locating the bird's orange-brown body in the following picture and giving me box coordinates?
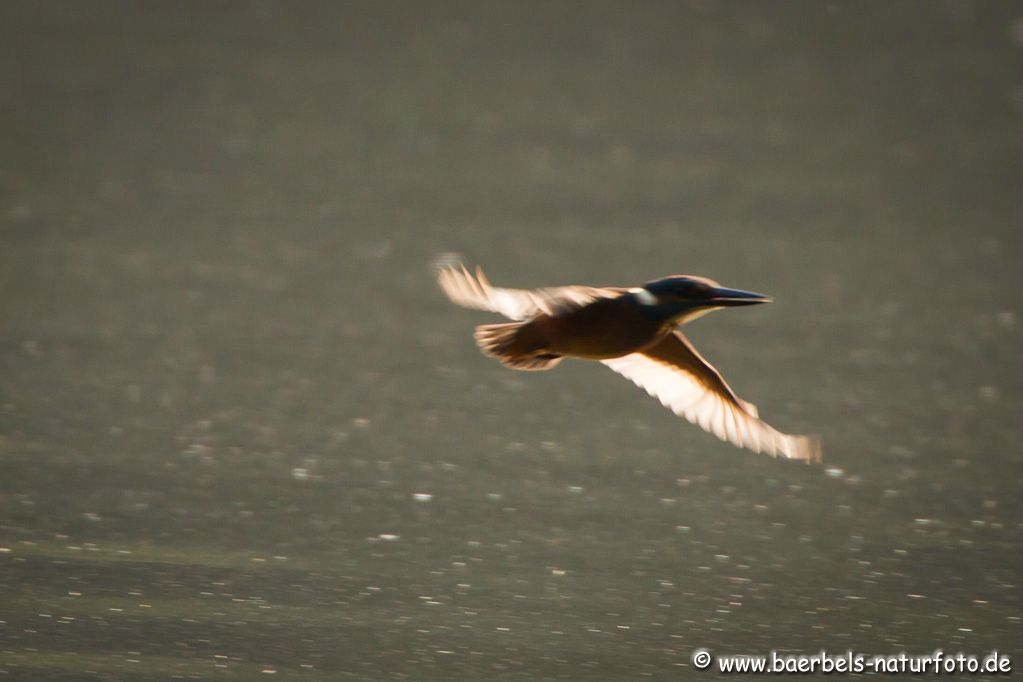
[525,297,667,359]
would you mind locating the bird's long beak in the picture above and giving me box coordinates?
[709,286,773,306]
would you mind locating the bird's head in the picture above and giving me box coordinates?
[632,275,772,324]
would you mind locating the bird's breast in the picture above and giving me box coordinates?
[532,298,666,359]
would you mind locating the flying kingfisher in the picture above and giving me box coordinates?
[437,264,821,463]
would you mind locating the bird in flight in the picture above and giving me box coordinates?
[437,263,820,463]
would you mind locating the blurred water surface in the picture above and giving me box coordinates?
[1,2,1021,679]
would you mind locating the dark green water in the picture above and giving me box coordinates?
[2,2,1021,679]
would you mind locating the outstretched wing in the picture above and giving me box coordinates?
[437,263,623,321]
[602,331,821,462]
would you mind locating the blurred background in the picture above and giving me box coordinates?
[1,1,1021,679]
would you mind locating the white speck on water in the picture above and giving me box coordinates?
[567,485,584,494]
[486,492,503,501]
[978,386,999,401]
[351,417,371,428]
[22,339,42,356]
[194,361,217,385]
[675,526,690,533]
[125,384,142,403]
[412,493,433,502]
[290,468,309,481]
[378,534,400,541]
[551,569,566,576]
[181,443,212,457]
[825,467,844,478]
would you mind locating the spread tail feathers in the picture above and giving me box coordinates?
[474,323,563,371]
